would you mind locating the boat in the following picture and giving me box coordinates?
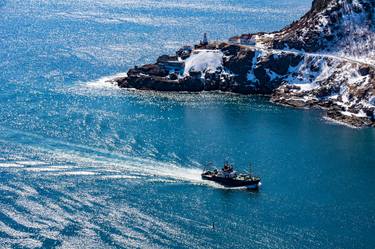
[201,162,261,189]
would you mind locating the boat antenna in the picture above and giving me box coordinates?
[248,162,253,176]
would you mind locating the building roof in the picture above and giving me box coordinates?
[229,35,240,40]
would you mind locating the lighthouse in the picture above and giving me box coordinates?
[202,33,208,46]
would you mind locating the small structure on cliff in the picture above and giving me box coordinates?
[229,34,256,45]
[176,46,193,59]
[157,55,185,75]
[200,33,209,46]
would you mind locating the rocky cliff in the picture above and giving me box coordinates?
[114,0,375,127]
[267,0,375,57]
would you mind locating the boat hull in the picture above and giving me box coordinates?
[201,175,261,189]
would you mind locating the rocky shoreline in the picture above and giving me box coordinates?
[113,0,375,128]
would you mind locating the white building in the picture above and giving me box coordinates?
[229,34,256,45]
[228,36,241,44]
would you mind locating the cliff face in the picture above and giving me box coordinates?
[268,0,375,60]
[114,0,375,127]
[257,0,375,127]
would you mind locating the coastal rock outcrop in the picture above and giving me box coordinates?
[112,0,375,127]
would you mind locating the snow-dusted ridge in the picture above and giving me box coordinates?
[236,44,374,127]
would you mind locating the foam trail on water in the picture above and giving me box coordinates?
[0,162,23,168]
[59,72,128,96]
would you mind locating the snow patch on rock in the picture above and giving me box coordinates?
[184,50,223,76]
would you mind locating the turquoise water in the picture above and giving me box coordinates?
[1,0,375,248]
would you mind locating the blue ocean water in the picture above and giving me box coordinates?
[0,0,375,248]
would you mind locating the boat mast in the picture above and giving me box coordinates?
[248,162,253,176]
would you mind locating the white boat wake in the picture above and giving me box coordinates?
[0,125,229,189]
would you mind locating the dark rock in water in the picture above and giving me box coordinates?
[128,64,169,77]
[157,54,178,64]
[327,108,374,128]
[115,76,128,88]
[282,99,309,108]
[129,76,182,91]
[180,76,204,92]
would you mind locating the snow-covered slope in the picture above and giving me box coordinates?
[184,50,223,76]
[261,0,375,65]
